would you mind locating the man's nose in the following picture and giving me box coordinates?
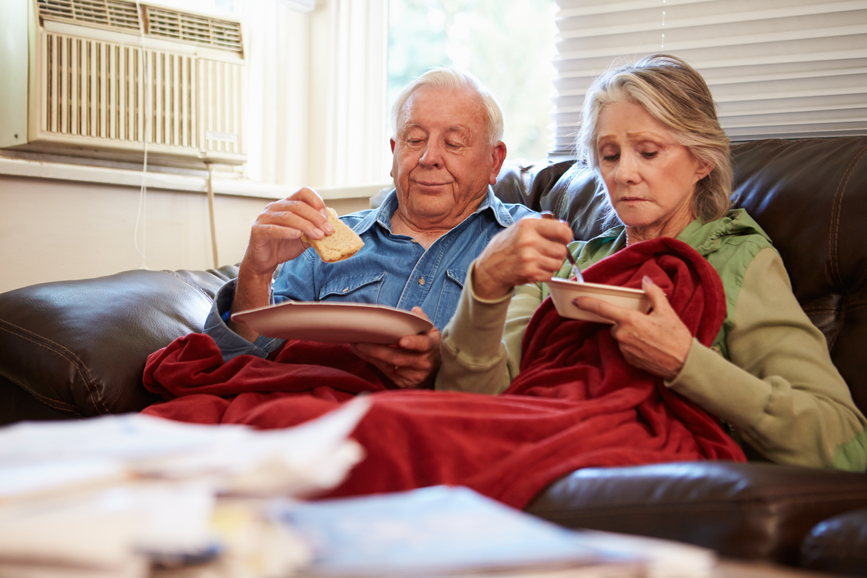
[419,140,444,168]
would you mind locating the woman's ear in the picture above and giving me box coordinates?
[695,159,714,182]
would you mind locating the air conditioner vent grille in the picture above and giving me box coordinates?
[145,7,242,53]
[37,0,141,33]
[36,31,244,160]
[37,0,243,55]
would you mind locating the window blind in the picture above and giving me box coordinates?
[551,0,867,157]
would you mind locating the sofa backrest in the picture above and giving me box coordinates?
[494,137,867,415]
[2,137,864,424]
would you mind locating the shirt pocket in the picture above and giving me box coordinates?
[319,272,386,304]
[433,269,466,329]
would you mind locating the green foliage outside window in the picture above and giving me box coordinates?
[388,0,558,163]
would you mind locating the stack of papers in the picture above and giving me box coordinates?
[0,397,371,578]
[274,485,718,578]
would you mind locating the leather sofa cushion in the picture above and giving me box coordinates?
[526,461,867,566]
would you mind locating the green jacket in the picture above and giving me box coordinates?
[437,209,867,471]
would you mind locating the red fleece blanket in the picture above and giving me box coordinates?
[142,237,745,508]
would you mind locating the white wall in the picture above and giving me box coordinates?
[0,174,370,293]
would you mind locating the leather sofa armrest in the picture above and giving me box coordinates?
[0,266,238,423]
[525,461,867,566]
[801,508,867,576]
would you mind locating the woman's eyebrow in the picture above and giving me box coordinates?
[625,131,667,141]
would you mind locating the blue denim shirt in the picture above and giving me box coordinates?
[204,187,535,360]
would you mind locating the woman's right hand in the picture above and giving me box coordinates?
[472,216,574,300]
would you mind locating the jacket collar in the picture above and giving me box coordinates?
[677,208,773,257]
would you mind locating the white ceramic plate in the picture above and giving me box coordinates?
[231,301,435,344]
[548,278,651,324]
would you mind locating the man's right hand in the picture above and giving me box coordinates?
[229,188,335,341]
[471,216,573,300]
[242,188,335,278]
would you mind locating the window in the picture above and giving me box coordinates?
[551,0,867,156]
[388,0,558,163]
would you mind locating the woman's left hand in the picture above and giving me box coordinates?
[573,276,693,380]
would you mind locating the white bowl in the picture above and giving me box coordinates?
[548,277,651,324]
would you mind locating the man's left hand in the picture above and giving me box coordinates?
[350,307,442,389]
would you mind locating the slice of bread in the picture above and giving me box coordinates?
[301,207,364,263]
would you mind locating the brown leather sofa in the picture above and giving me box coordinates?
[1,137,866,574]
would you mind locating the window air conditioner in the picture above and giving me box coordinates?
[0,0,246,168]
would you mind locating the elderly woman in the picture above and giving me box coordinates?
[436,54,867,472]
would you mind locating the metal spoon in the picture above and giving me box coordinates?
[563,245,584,283]
[541,211,584,282]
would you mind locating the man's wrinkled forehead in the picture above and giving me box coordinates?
[396,86,486,136]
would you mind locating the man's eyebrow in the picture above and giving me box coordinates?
[445,125,473,139]
[399,123,430,138]
[399,123,473,140]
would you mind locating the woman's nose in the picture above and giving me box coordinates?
[615,151,640,184]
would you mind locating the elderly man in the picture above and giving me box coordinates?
[203,67,535,388]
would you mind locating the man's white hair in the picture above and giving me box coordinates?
[390,67,504,146]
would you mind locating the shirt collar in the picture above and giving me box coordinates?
[356,186,517,235]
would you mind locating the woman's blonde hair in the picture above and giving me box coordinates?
[576,54,732,222]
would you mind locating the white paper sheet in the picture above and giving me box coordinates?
[0,396,371,500]
[0,396,372,578]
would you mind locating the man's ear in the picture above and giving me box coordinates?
[488,141,508,186]
[390,138,396,153]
